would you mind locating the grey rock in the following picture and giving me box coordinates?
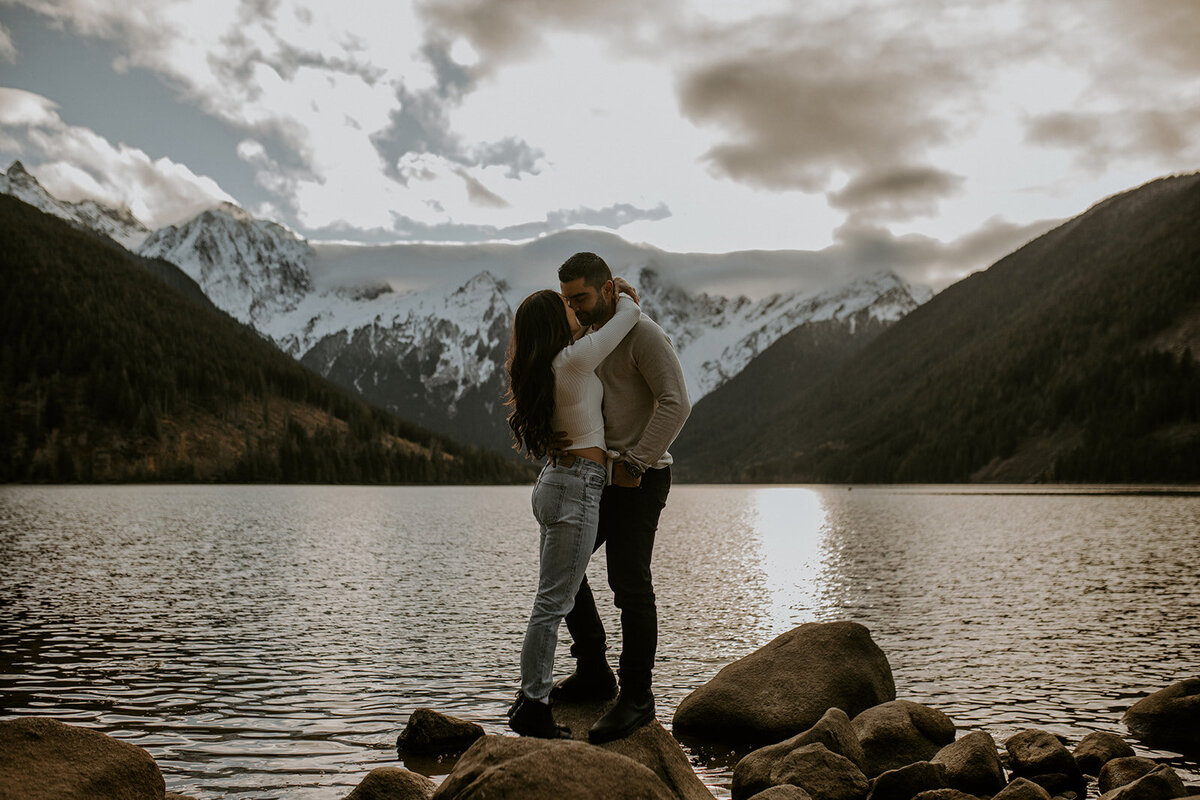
[766,742,870,800]
[933,730,1006,796]
[673,621,896,746]
[733,708,864,800]
[993,777,1054,800]
[749,788,815,800]
[1004,730,1084,793]
[345,767,437,800]
[0,716,165,800]
[429,735,676,800]
[1100,758,1162,794]
[397,708,485,756]
[1098,766,1187,800]
[852,701,956,777]
[554,696,715,800]
[1074,732,1136,776]
[867,761,949,800]
[1123,679,1200,755]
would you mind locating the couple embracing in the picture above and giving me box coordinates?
[504,252,691,743]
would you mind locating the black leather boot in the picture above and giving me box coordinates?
[507,693,569,739]
[550,657,617,702]
[587,688,654,743]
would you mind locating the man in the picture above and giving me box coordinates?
[554,251,691,743]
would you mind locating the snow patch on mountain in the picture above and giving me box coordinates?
[1,160,150,249]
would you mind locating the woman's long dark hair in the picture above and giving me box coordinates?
[505,289,573,459]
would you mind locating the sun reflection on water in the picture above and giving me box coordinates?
[749,487,831,636]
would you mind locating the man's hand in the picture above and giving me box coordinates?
[613,276,640,305]
[548,431,572,461]
[612,461,643,488]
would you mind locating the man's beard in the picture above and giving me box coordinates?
[576,295,611,327]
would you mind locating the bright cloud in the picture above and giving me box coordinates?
[0,87,234,226]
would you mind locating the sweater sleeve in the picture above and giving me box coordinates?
[625,324,691,470]
[557,295,640,372]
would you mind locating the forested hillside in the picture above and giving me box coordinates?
[676,173,1200,483]
[0,195,532,484]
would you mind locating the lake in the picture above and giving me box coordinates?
[1,484,1198,798]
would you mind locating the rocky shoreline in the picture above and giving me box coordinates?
[2,621,1196,799]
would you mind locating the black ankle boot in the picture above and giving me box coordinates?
[550,658,617,702]
[507,693,569,739]
[588,688,654,743]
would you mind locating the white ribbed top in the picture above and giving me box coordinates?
[550,296,641,451]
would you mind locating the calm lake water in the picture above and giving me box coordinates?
[1,484,1198,799]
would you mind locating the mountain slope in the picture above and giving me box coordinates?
[683,173,1200,483]
[0,195,531,484]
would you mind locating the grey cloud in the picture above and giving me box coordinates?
[829,215,1062,291]
[677,19,970,192]
[471,137,543,179]
[1026,108,1200,170]
[829,166,965,220]
[454,167,508,208]
[352,200,672,243]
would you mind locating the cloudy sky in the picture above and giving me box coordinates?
[1,0,1198,291]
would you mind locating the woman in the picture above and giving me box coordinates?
[504,278,641,738]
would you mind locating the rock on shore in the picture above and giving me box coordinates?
[0,717,167,800]
[1123,679,1200,755]
[673,621,896,746]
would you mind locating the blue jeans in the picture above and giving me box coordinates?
[520,456,607,701]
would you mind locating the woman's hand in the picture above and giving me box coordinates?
[613,276,640,304]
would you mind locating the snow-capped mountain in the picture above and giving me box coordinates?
[0,161,150,249]
[139,204,312,326]
[132,203,931,453]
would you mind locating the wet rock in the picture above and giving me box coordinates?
[767,742,870,800]
[1100,758,1162,794]
[1098,765,1187,800]
[1123,679,1200,755]
[673,621,896,746]
[932,730,1006,796]
[749,788,815,800]
[0,716,165,800]
[397,708,485,756]
[1027,773,1084,797]
[852,700,956,777]
[993,777,1054,800]
[867,761,949,800]
[912,790,982,800]
[345,766,437,799]
[1074,732,1136,776]
[733,708,865,800]
[429,735,676,799]
[1004,730,1084,794]
[554,696,715,800]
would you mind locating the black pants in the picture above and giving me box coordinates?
[563,465,671,694]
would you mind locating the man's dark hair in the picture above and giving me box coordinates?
[558,252,612,289]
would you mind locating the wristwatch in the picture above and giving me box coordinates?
[623,461,645,479]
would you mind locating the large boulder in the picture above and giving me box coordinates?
[429,735,676,799]
[1073,731,1136,776]
[0,717,165,800]
[1098,765,1187,800]
[768,742,870,800]
[1100,757,1161,795]
[866,761,949,800]
[912,791,982,800]
[673,622,895,746]
[397,709,485,756]
[932,730,1006,796]
[1004,730,1084,796]
[749,788,814,800]
[733,708,864,800]
[345,767,437,800]
[1123,679,1200,755]
[554,696,715,800]
[852,701,956,777]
